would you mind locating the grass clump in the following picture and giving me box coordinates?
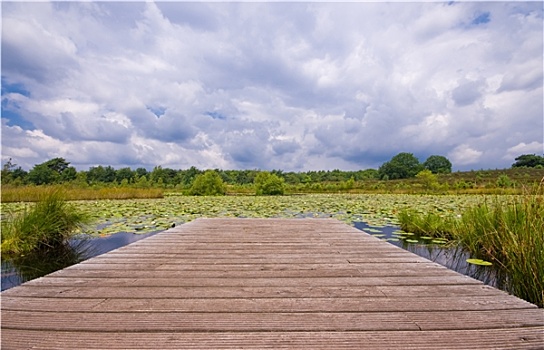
[398,190,544,307]
[1,190,90,257]
[397,210,454,239]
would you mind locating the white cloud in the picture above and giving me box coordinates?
[1,2,542,172]
[449,144,484,166]
[505,142,544,161]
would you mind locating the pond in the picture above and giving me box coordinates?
[353,222,505,290]
[1,230,160,291]
[1,221,503,292]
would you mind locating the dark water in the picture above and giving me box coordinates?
[1,222,505,292]
[353,222,506,290]
[1,230,161,291]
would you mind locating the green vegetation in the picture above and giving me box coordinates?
[398,191,544,307]
[2,154,544,200]
[254,171,285,195]
[512,154,544,168]
[423,155,452,174]
[189,170,226,196]
[1,185,164,202]
[1,190,90,257]
[379,152,423,180]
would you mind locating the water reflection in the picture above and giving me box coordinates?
[353,222,508,291]
[1,230,160,291]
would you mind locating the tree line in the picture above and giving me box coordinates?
[2,152,541,188]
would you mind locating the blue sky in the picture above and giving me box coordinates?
[1,1,543,171]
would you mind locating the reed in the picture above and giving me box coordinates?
[397,210,454,239]
[398,190,544,307]
[1,185,164,202]
[1,190,91,257]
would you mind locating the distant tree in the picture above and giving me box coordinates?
[60,166,77,182]
[378,153,423,180]
[512,154,544,168]
[43,158,70,174]
[254,171,285,195]
[423,155,452,174]
[27,164,57,185]
[355,169,379,180]
[116,167,135,184]
[135,167,148,178]
[1,158,27,184]
[180,166,202,186]
[190,170,226,196]
[87,165,116,184]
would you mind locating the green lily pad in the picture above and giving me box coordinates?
[405,239,419,243]
[466,258,492,266]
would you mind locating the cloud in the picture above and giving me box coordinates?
[1,2,542,172]
[449,144,484,166]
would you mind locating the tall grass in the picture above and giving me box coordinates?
[398,189,544,307]
[1,190,90,257]
[1,185,163,202]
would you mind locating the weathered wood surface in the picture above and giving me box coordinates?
[2,218,543,349]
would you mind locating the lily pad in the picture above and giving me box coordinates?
[370,233,386,238]
[431,239,447,244]
[405,239,419,243]
[466,258,493,266]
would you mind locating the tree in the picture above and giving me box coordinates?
[27,158,72,185]
[512,154,544,168]
[254,171,285,195]
[116,167,135,184]
[87,165,116,184]
[179,166,202,186]
[1,158,27,184]
[423,155,452,174]
[378,152,423,180]
[42,158,70,174]
[60,166,77,182]
[189,170,226,196]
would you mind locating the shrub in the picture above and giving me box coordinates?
[254,171,285,195]
[189,170,226,196]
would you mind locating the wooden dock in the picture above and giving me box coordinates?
[2,218,543,349]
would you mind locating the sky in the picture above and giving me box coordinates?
[1,1,543,172]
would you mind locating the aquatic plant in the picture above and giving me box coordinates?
[398,190,544,307]
[1,190,90,257]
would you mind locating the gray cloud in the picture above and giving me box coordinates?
[1,2,542,172]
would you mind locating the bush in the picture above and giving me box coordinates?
[1,190,90,257]
[189,170,226,196]
[254,171,285,195]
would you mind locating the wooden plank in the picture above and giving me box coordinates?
[2,217,542,350]
[0,284,510,299]
[21,275,483,287]
[2,296,537,313]
[2,328,543,350]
